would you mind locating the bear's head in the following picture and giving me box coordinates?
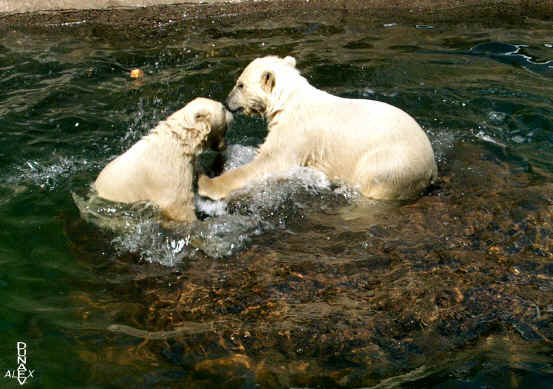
[169,97,233,151]
[226,55,298,117]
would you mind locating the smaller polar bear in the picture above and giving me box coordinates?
[94,97,232,222]
[199,55,437,201]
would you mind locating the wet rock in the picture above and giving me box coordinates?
[66,139,553,386]
[194,353,253,379]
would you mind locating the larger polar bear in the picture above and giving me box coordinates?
[198,55,437,201]
[94,97,232,222]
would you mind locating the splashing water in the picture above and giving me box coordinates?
[1,9,553,388]
[73,144,345,264]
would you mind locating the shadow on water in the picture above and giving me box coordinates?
[0,7,552,389]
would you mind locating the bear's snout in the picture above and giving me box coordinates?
[225,89,243,113]
[224,99,236,113]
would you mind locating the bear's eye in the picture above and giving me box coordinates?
[237,82,244,90]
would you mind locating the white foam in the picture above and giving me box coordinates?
[223,144,257,171]
[425,128,456,164]
[195,196,227,217]
[73,143,352,265]
[10,156,99,191]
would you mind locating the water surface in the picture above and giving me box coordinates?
[0,10,552,389]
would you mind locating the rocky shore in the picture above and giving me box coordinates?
[1,0,552,29]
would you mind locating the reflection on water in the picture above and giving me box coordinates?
[470,42,553,75]
[0,9,552,389]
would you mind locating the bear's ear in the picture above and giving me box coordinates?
[189,107,212,136]
[283,56,296,68]
[189,107,212,137]
[261,71,276,93]
[193,107,211,123]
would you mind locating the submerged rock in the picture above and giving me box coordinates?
[67,144,553,387]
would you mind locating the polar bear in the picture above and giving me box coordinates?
[198,55,437,201]
[94,97,232,222]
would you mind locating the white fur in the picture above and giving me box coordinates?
[94,97,232,222]
[199,56,437,201]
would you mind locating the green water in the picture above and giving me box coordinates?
[0,10,552,389]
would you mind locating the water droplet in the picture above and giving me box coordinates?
[361,88,375,97]
[512,135,525,144]
[488,111,507,124]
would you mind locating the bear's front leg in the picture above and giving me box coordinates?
[161,199,197,222]
[198,153,298,200]
[198,174,229,200]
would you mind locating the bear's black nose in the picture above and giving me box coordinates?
[225,101,243,114]
[223,101,234,112]
[224,94,244,114]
